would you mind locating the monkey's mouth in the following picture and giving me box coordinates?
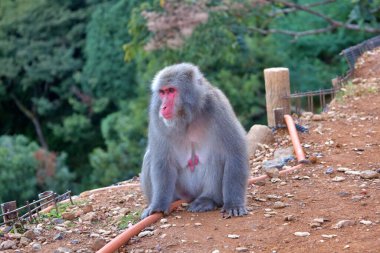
[162,112,173,119]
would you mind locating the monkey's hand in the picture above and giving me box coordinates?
[141,204,170,219]
[221,205,248,218]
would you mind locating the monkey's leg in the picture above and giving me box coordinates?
[187,162,223,213]
[140,149,152,203]
[221,157,248,217]
[188,196,218,212]
[141,158,177,219]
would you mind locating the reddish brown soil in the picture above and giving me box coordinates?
[354,47,380,79]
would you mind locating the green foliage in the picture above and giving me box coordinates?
[89,96,148,186]
[0,135,74,204]
[50,114,93,143]
[0,135,38,203]
[118,211,141,229]
[43,152,76,194]
[82,0,139,103]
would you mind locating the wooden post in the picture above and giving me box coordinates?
[1,201,18,224]
[264,67,291,127]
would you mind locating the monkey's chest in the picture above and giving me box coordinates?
[174,142,210,172]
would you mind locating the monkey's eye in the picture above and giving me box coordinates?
[168,87,176,93]
[159,90,165,95]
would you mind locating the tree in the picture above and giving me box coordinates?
[0,135,73,204]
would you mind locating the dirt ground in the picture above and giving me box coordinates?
[1,50,380,253]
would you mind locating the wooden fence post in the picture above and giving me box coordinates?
[264,67,291,127]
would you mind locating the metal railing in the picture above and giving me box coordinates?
[0,190,74,226]
[287,87,339,115]
[340,35,380,70]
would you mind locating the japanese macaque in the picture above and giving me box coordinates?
[140,63,248,218]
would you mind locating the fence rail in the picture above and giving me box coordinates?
[287,87,339,114]
[0,190,74,226]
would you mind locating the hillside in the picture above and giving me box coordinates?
[1,50,380,252]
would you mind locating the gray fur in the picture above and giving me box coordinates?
[140,63,249,219]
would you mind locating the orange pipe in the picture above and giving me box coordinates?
[98,115,306,253]
[248,163,303,185]
[97,200,185,253]
[284,114,306,162]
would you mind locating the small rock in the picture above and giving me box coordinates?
[351,195,364,202]
[20,236,31,246]
[265,168,280,178]
[247,125,275,156]
[160,218,168,224]
[332,176,346,182]
[309,155,317,164]
[310,222,321,228]
[70,239,80,244]
[325,167,334,174]
[337,167,349,172]
[359,220,372,225]
[160,224,172,229]
[54,233,64,240]
[338,191,350,197]
[235,247,248,252]
[345,170,361,175]
[81,204,93,214]
[271,178,282,183]
[54,247,72,253]
[138,231,154,238]
[273,201,288,209]
[227,234,240,239]
[360,170,379,179]
[98,229,111,235]
[302,112,313,120]
[90,233,100,238]
[332,220,355,229]
[212,250,220,253]
[274,147,294,159]
[81,211,97,222]
[32,242,42,251]
[194,223,202,226]
[52,218,65,224]
[312,114,323,121]
[91,238,107,251]
[54,226,66,232]
[0,240,16,250]
[321,234,337,239]
[284,215,295,221]
[294,232,310,237]
[313,218,325,223]
[9,233,21,239]
[267,194,282,200]
[62,212,77,221]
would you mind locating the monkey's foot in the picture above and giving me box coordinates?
[141,205,169,219]
[221,205,248,217]
[188,197,217,212]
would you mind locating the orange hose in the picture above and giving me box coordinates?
[284,114,306,162]
[248,163,303,185]
[98,115,306,253]
[97,200,185,253]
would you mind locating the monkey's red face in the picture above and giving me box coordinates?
[159,86,177,119]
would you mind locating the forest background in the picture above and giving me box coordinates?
[0,0,379,204]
